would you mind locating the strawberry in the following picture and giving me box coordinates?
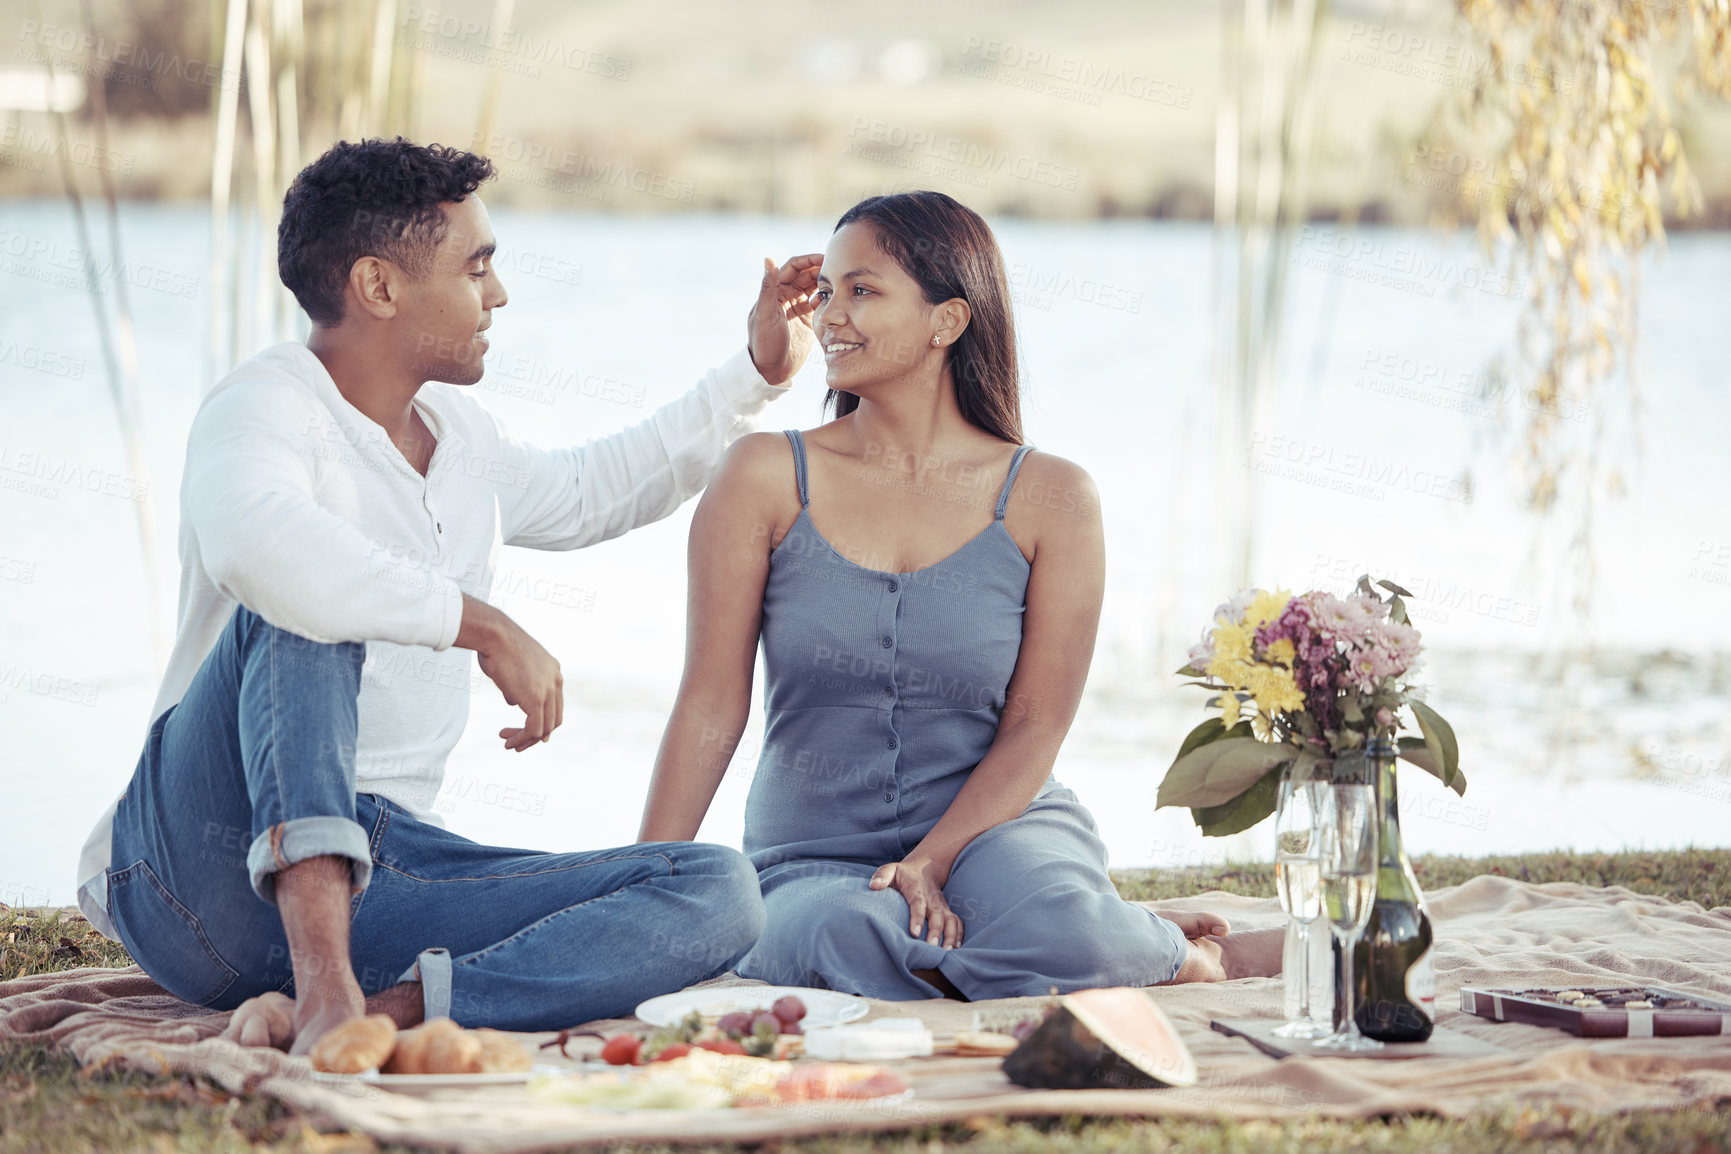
[599,1033,641,1066]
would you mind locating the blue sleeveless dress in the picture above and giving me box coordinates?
[735,431,1190,999]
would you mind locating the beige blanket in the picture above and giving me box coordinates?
[3,877,1729,1149]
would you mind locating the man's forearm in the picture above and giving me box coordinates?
[454,593,505,653]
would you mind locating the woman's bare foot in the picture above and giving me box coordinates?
[1155,916,1285,985]
[1216,926,1284,980]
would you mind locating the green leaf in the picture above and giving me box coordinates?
[1175,663,1205,677]
[1377,578,1414,598]
[1409,700,1462,791]
[1389,595,1410,626]
[1157,736,1294,809]
[1191,765,1283,837]
[1172,717,1227,764]
[1398,736,1468,795]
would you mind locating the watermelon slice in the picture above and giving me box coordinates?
[1001,988,1198,1090]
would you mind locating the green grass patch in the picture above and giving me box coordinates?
[4,850,1729,1153]
[1112,847,1731,909]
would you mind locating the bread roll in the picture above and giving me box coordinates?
[385,1018,483,1074]
[953,1029,1019,1058]
[474,1029,534,1073]
[309,1013,398,1074]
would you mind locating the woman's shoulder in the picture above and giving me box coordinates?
[1008,448,1101,523]
[711,430,802,508]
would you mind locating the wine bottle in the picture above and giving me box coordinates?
[1352,733,1436,1042]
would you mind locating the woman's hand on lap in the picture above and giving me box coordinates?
[870,858,963,949]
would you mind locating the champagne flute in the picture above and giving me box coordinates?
[1313,777,1383,1052]
[1272,775,1329,1038]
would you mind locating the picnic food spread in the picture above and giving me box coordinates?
[310,1015,534,1075]
[529,1046,911,1110]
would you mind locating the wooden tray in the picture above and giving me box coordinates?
[1459,986,1731,1038]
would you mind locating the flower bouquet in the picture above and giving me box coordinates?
[1157,575,1464,836]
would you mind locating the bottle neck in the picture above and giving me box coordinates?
[1367,736,1419,898]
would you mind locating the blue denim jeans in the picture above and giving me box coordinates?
[107,605,765,1029]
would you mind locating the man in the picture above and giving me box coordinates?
[72,137,819,1053]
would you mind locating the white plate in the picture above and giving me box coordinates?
[312,1064,565,1093]
[634,986,869,1029]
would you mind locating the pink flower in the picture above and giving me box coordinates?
[1311,593,1386,642]
[1344,619,1423,691]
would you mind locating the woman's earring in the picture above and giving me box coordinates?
[931,336,941,347]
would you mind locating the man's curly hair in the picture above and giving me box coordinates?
[278,138,495,326]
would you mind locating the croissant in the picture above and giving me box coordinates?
[309,1013,398,1074]
[474,1028,534,1073]
[384,1018,482,1075]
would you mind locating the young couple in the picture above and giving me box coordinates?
[75,138,1277,1056]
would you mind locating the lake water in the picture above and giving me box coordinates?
[1,202,1727,908]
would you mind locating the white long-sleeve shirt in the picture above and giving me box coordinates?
[76,340,787,938]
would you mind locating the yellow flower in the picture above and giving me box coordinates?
[1220,693,1240,728]
[1244,588,1293,630]
[1264,637,1296,667]
[1207,623,1253,685]
[1244,664,1305,716]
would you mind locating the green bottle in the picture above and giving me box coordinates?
[1352,732,1436,1041]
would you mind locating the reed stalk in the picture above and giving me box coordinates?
[38,1,170,676]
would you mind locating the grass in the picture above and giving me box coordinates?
[3,850,1729,1154]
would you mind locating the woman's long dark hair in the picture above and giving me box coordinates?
[824,192,1022,444]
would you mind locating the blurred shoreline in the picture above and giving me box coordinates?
[4,0,1730,224]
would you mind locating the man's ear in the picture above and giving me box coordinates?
[935,297,972,345]
[347,256,402,321]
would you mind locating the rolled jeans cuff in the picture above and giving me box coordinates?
[245,816,373,905]
[399,947,453,1022]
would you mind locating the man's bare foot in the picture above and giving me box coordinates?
[222,981,425,1053]
[288,979,367,1056]
[221,991,297,1049]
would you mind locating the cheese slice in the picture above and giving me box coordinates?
[804,1019,934,1061]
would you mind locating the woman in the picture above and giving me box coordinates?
[638,191,1279,999]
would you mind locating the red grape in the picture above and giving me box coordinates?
[715,1011,755,1038]
[771,995,807,1025]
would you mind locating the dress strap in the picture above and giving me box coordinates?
[783,430,811,507]
[994,444,1036,520]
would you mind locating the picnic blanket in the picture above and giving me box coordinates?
[4,876,1730,1150]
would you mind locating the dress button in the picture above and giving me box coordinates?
[884,792,895,803]
[887,580,899,592]
[882,685,894,696]
[880,636,893,648]
[887,737,898,750]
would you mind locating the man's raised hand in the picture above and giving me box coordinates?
[747,254,822,387]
